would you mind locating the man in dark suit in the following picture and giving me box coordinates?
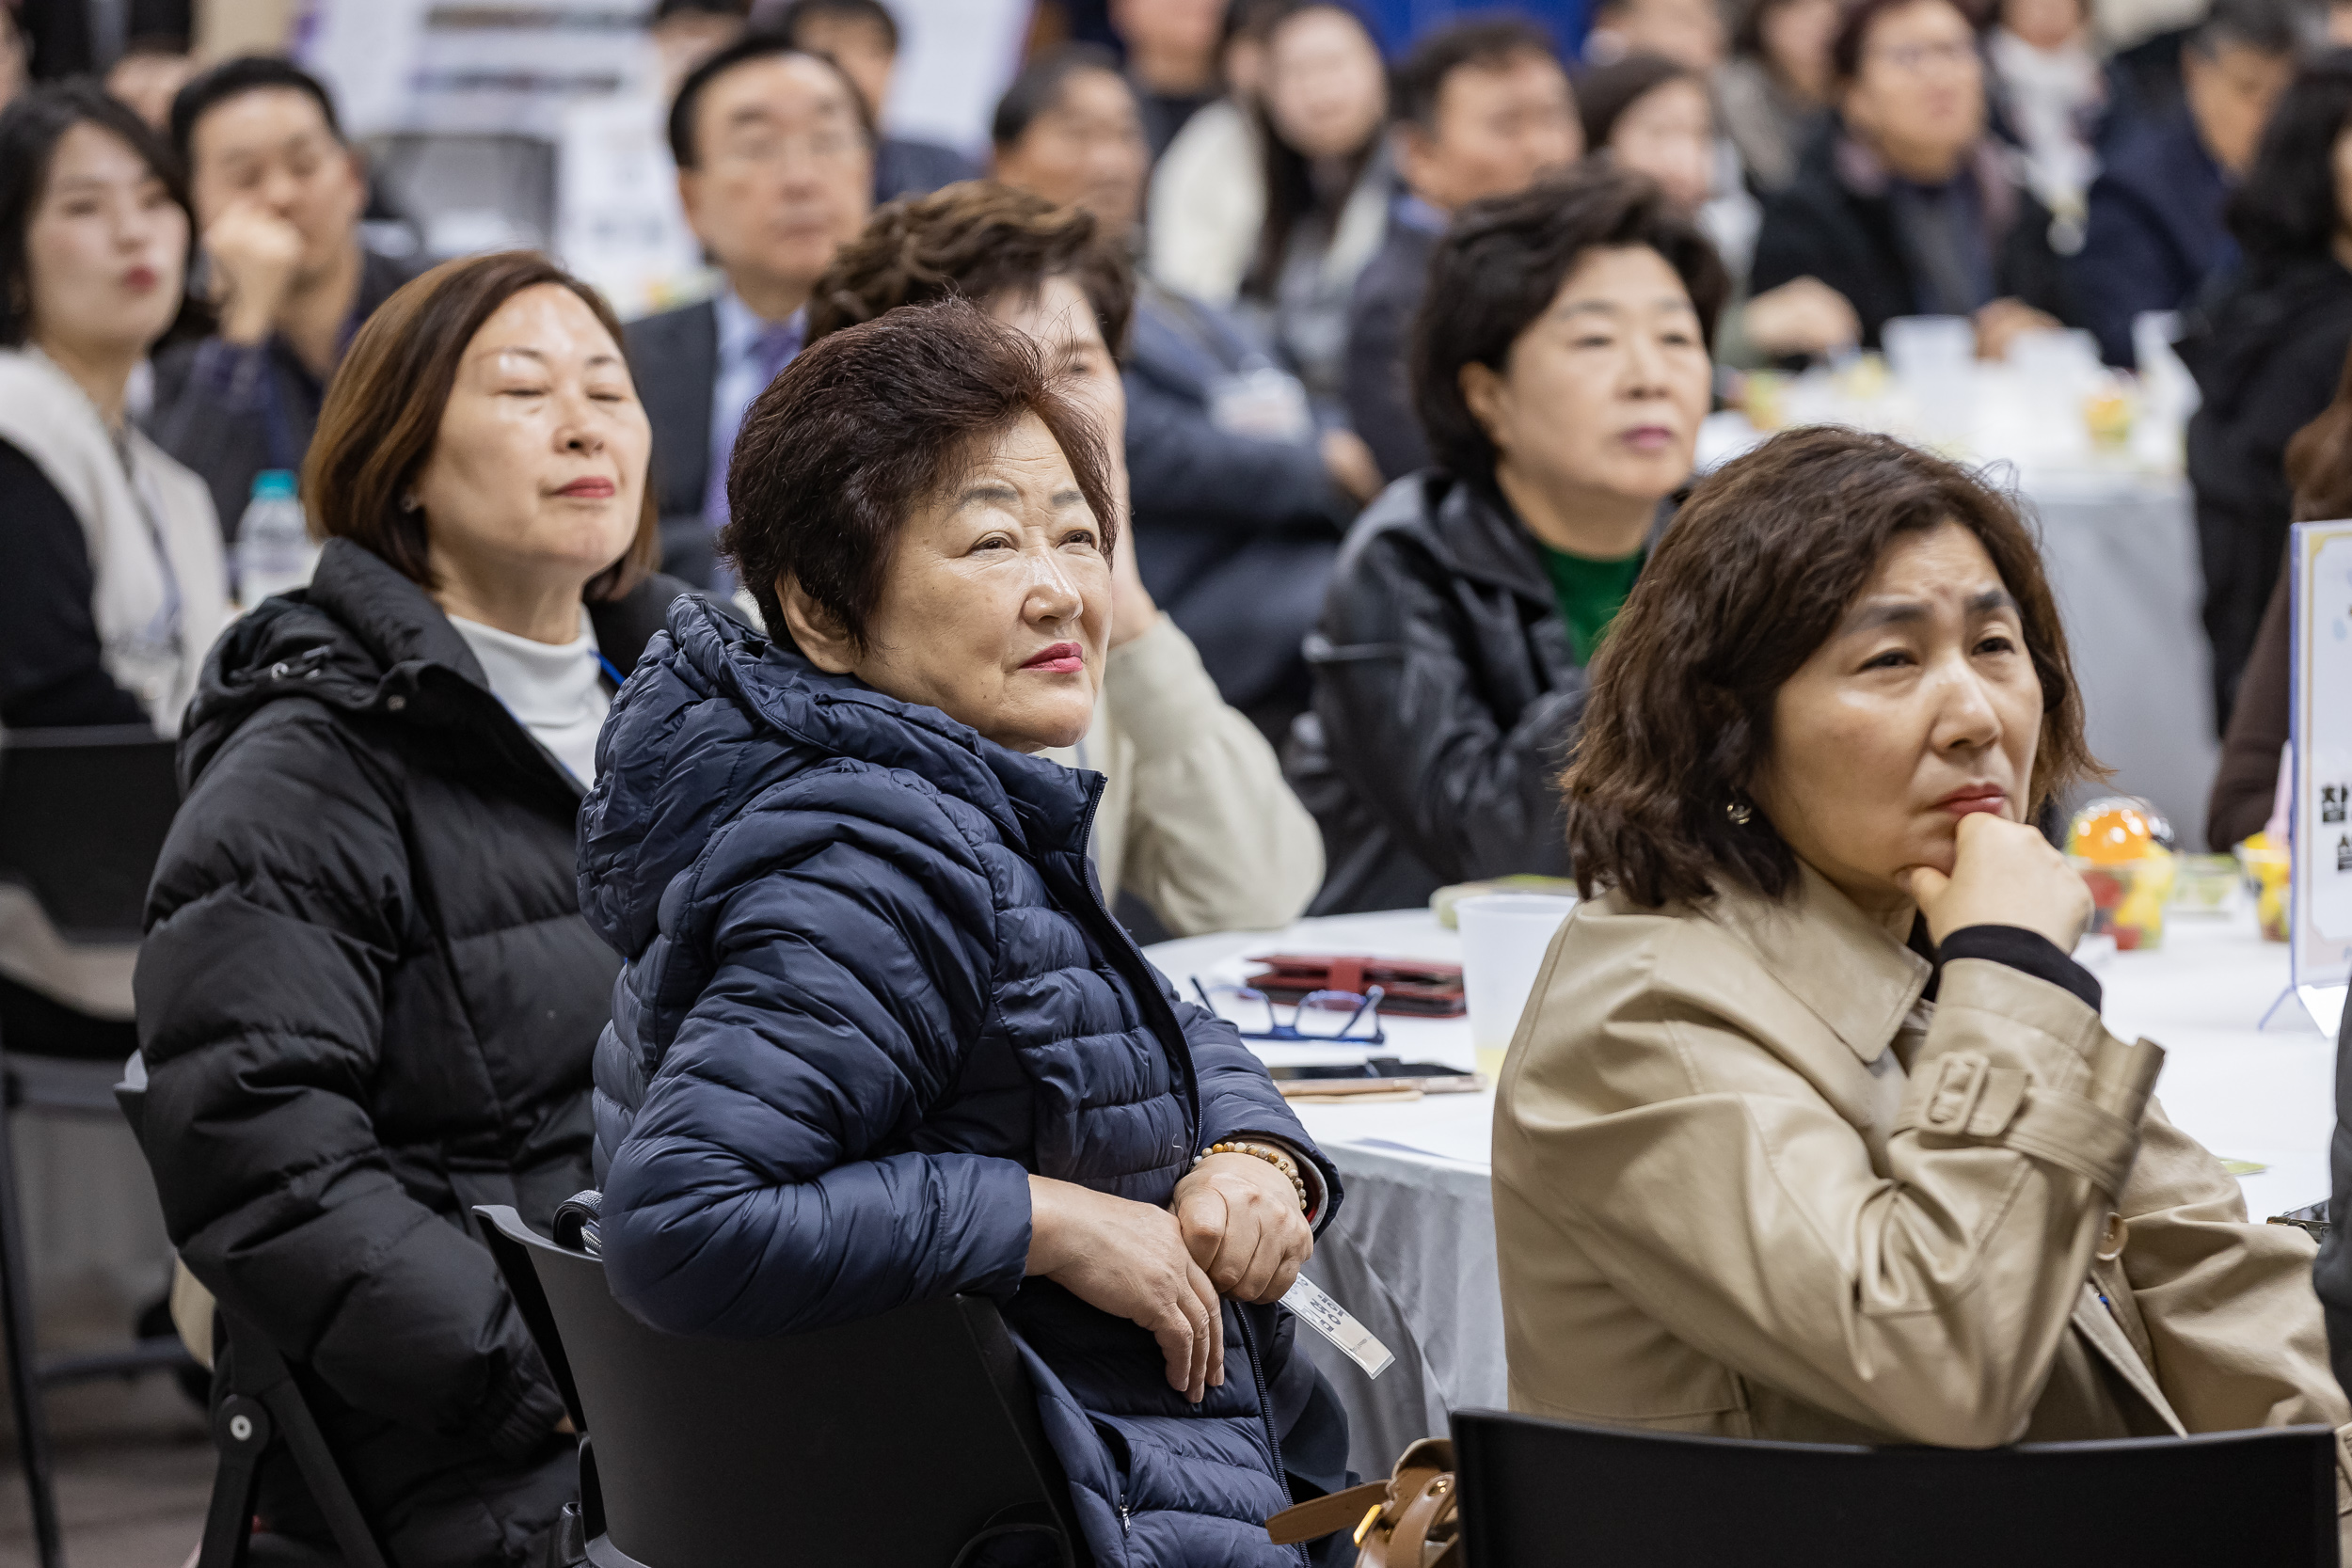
[2073,0,2299,366]
[770,0,981,202]
[1342,18,1581,483]
[626,33,872,587]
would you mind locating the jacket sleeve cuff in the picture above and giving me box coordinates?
[1939,924,2102,1011]
[1895,958,2163,1196]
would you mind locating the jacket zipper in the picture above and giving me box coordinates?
[1233,1307,1309,1565]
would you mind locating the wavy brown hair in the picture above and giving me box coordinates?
[806,180,1134,353]
[1562,427,2101,907]
[304,250,658,602]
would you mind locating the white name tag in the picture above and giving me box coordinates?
[1281,1275,1394,1380]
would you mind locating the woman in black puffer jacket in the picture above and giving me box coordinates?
[132,252,691,1566]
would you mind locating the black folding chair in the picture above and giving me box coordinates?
[1450,1407,2340,1567]
[0,726,198,1568]
[475,1204,1086,1568]
[114,1056,389,1568]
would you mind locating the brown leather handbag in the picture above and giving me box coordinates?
[1264,1437,1459,1567]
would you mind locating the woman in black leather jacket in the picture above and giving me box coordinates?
[1287,164,1724,912]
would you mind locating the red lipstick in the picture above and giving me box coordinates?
[1020,641,1085,673]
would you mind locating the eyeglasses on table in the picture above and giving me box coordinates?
[1190,978,1387,1045]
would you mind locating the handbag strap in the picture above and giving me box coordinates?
[1267,1481,1388,1545]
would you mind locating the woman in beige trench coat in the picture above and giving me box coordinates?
[1492,426,2352,1539]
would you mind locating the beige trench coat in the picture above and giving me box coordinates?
[1492,864,2352,1535]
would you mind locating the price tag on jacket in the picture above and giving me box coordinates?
[1281,1275,1394,1379]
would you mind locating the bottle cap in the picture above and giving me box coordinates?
[251,469,297,500]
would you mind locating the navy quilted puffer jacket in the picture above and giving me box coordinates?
[579,599,1347,1566]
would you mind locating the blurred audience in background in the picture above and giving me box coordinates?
[770,0,979,201]
[1241,0,1391,408]
[650,0,749,93]
[2076,0,2301,364]
[993,46,1375,726]
[103,37,196,131]
[1580,53,1716,213]
[1290,166,1724,913]
[1584,0,1728,70]
[807,182,1324,932]
[1753,0,2076,356]
[1346,16,1580,482]
[1149,0,1282,302]
[147,56,410,544]
[1108,0,1225,157]
[2180,52,2352,729]
[1984,0,2106,225]
[1586,52,1859,361]
[2207,334,2352,850]
[626,34,871,588]
[1717,0,1838,193]
[0,81,224,737]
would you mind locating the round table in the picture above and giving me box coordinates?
[1143,902,2334,1480]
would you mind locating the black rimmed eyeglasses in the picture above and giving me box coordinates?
[1190,978,1387,1045]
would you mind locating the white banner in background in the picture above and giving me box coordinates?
[2289,519,2352,1035]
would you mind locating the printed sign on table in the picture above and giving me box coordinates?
[2288,520,2352,1033]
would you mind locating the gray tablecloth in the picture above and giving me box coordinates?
[1296,1143,1505,1481]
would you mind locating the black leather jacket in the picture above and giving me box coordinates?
[1286,472,1597,913]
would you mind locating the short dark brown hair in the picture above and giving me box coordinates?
[305,250,658,601]
[1831,0,1969,82]
[723,296,1119,647]
[1413,163,1726,492]
[1391,15,1563,132]
[1562,427,2102,907]
[806,181,1133,355]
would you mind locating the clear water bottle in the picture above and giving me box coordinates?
[234,469,318,607]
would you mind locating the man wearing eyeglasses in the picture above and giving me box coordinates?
[1750,0,2080,358]
[627,36,874,588]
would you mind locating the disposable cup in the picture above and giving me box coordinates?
[1457,894,1577,1077]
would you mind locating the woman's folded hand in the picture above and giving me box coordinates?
[1903,811,2091,952]
[1026,1175,1224,1402]
[1172,1152,1313,1306]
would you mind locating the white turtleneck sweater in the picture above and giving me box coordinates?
[449,607,611,786]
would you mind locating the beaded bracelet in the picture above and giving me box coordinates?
[1192,1139,1310,1213]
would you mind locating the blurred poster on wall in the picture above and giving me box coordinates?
[297,0,656,139]
[879,0,1029,155]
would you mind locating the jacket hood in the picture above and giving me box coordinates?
[179,537,516,785]
[577,594,1100,962]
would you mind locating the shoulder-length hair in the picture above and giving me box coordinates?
[1562,427,2101,908]
[303,250,658,603]
[2230,51,2352,274]
[0,81,209,351]
[1243,0,1386,302]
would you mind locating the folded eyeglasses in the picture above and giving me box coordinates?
[1190,978,1387,1045]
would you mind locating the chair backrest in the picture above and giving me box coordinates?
[475,1206,1082,1568]
[0,726,179,941]
[1451,1408,2338,1568]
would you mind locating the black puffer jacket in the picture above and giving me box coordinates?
[133,538,690,1566]
[1285,472,1595,913]
[2178,258,2352,728]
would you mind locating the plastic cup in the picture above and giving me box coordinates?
[1882,314,1975,442]
[1457,894,1577,1078]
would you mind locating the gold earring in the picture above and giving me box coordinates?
[1725,799,1754,826]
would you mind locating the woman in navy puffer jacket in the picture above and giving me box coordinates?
[579,298,1353,1566]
